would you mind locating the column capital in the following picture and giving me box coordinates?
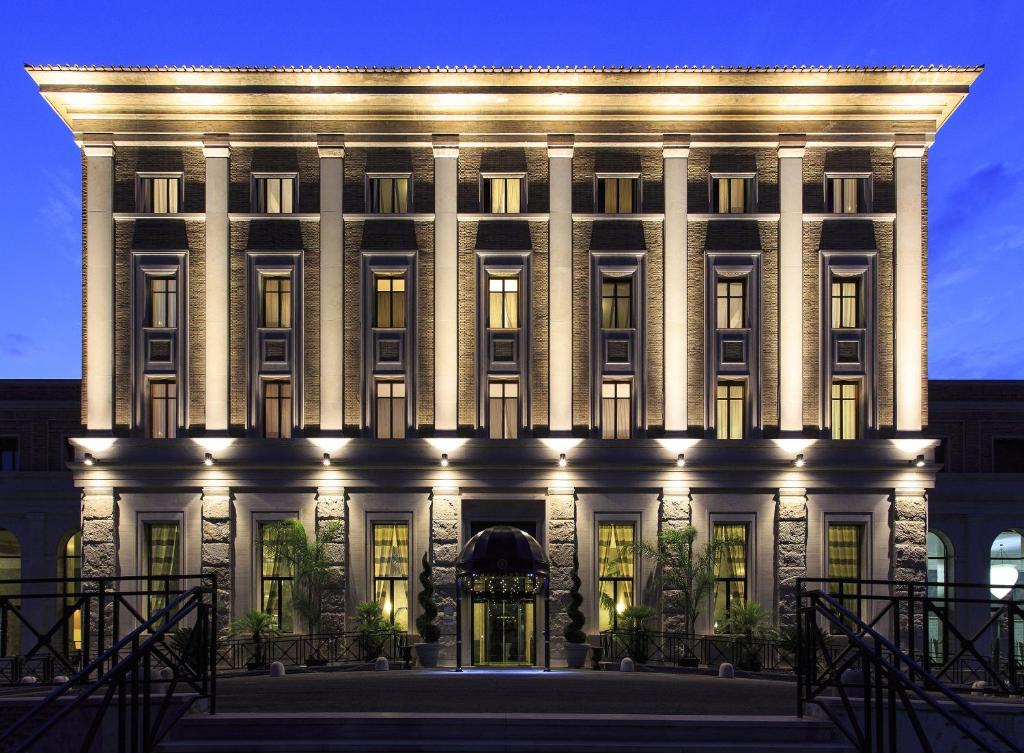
[545,485,576,497]
[80,141,115,158]
[316,486,347,500]
[777,487,808,498]
[317,134,346,159]
[431,485,461,498]
[660,486,692,499]
[893,487,928,499]
[547,133,574,158]
[202,134,230,159]
[662,133,691,158]
[432,133,459,159]
[893,133,928,158]
[778,134,806,159]
[201,486,232,500]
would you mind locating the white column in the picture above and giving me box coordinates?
[548,137,574,433]
[318,137,345,431]
[663,136,689,432]
[778,138,805,433]
[894,138,926,433]
[433,137,459,433]
[82,140,114,431]
[204,138,230,432]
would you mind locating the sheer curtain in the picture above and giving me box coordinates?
[828,524,862,624]
[713,524,747,625]
[373,523,410,630]
[261,522,293,632]
[146,522,180,621]
[598,523,635,630]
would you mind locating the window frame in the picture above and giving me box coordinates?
[366,173,413,214]
[251,173,298,214]
[595,174,642,214]
[135,172,183,214]
[480,173,527,214]
[487,379,520,439]
[369,519,412,631]
[710,173,757,214]
[147,378,178,439]
[830,275,862,330]
[600,275,634,330]
[0,437,19,472]
[141,519,182,623]
[254,517,297,634]
[595,518,639,632]
[487,273,521,330]
[59,530,82,653]
[830,379,861,440]
[715,276,747,330]
[600,379,633,439]
[261,378,293,439]
[715,380,746,440]
[374,378,407,439]
[258,271,294,330]
[824,172,873,214]
[373,271,408,329]
[711,517,755,628]
[823,515,871,627]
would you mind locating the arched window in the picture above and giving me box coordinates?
[0,529,21,655]
[927,531,953,662]
[59,531,82,652]
[990,531,1024,600]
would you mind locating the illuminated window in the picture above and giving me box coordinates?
[143,522,180,623]
[59,531,82,652]
[716,279,745,329]
[375,380,406,439]
[260,276,292,329]
[712,176,755,213]
[826,176,870,214]
[598,522,635,631]
[715,382,745,440]
[827,523,864,625]
[372,522,410,631]
[488,381,519,439]
[0,529,21,649]
[597,177,639,213]
[713,523,749,626]
[831,382,859,440]
[601,278,632,329]
[374,275,406,329]
[138,175,180,214]
[369,177,410,213]
[601,381,632,439]
[254,176,295,214]
[488,276,519,329]
[149,380,177,439]
[927,531,952,662]
[831,278,860,329]
[259,522,294,633]
[147,276,177,328]
[263,380,292,439]
[483,176,523,213]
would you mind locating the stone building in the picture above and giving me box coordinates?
[19,64,982,665]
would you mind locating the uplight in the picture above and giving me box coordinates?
[83,453,95,466]
[675,453,685,467]
[558,453,567,468]
[203,453,214,467]
[322,453,331,467]
[914,455,926,468]
[440,453,449,468]
[793,453,806,468]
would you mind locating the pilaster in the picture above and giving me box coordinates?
[547,135,574,432]
[545,485,576,661]
[663,136,690,432]
[203,136,231,431]
[659,487,692,632]
[81,487,118,652]
[430,486,461,663]
[433,136,459,432]
[891,488,928,583]
[775,487,808,629]
[318,137,345,431]
[778,136,805,433]
[316,486,347,633]
[201,486,234,630]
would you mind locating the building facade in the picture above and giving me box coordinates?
[24,65,981,665]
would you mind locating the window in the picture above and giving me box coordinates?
[830,382,859,440]
[374,274,406,329]
[369,176,410,213]
[146,277,177,328]
[0,529,20,649]
[597,177,639,214]
[254,176,295,214]
[927,531,951,662]
[715,382,745,440]
[826,176,871,214]
[712,176,755,214]
[601,381,632,439]
[488,381,519,439]
[715,279,745,329]
[149,380,177,439]
[372,522,410,631]
[483,176,523,213]
[263,380,292,439]
[831,278,860,329]
[0,438,18,472]
[713,523,749,627]
[59,531,82,652]
[598,522,635,631]
[138,175,180,214]
[601,278,632,329]
[827,524,864,625]
[259,522,294,633]
[375,380,406,439]
[993,439,1024,473]
[143,522,180,622]
[487,276,519,329]
[260,276,292,329]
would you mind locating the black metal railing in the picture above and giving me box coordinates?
[797,586,1020,753]
[599,629,795,671]
[215,630,408,671]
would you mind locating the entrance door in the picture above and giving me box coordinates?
[471,594,536,666]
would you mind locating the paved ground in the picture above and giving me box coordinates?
[216,668,797,716]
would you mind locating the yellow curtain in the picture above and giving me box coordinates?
[713,524,747,625]
[373,523,410,631]
[598,523,635,630]
[261,522,294,632]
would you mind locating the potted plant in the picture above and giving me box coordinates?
[414,552,441,667]
[719,601,772,672]
[230,610,279,670]
[621,605,655,664]
[563,547,589,668]
[355,601,400,662]
[635,525,725,668]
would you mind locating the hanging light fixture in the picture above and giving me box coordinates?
[558,453,567,468]
[322,453,331,466]
[83,453,95,466]
[676,453,685,467]
[793,453,805,468]
[991,541,1019,600]
[440,453,449,467]
[203,452,214,466]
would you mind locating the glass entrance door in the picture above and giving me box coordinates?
[471,586,536,666]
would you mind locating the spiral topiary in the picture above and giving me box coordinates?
[415,551,441,643]
[563,545,587,644]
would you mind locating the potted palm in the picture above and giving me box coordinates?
[563,547,589,668]
[719,601,772,672]
[355,601,400,662]
[414,552,441,667]
[622,605,655,664]
[230,610,279,670]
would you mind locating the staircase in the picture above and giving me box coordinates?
[156,712,854,752]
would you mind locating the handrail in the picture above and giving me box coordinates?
[798,588,1021,753]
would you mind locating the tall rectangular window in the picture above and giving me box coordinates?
[713,523,749,626]
[60,532,82,652]
[713,176,755,214]
[831,278,860,329]
[147,277,177,328]
[716,382,745,440]
[715,279,745,329]
[259,522,294,633]
[149,380,177,439]
[261,276,292,328]
[375,380,406,439]
[598,522,635,631]
[0,438,18,472]
[374,275,406,328]
[488,276,519,329]
[263,380,292,438]
[369,177,410,213]
[372,522,410,631]
[488,381,519,439]
[597,177,638,214]
[138,176,180,214]
[827,523,864,625]
[143,522,180,622]
[827,176,870,214]
[601,381,632,439]
[254,176,295,214]
[483,176,523,213]
[601,278,632,329]
[831,381,859,440]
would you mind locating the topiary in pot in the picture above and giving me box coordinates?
[414,552,442,667]
[563,546,589,668]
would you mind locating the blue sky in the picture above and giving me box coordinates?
[0,0,1021,378]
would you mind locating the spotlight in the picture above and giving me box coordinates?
[322,453,331,467]
[914,455,926,468]
[793,453,805,468]
[83,453,95,466]
[440,453,449,467]
[676,453,685,467]
[558,453,568,468]
[203,452,214,466]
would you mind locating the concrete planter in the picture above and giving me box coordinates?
[564,642,590,669]
[414,642,440,668]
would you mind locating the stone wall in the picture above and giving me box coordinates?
[316,487,347,633]
[201,487,233,632]
[775,488,808,630]
[659,488,692,632]
[430,488,460,663]
[545,488,576,662]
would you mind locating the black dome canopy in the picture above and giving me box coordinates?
[456,526,549,577]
